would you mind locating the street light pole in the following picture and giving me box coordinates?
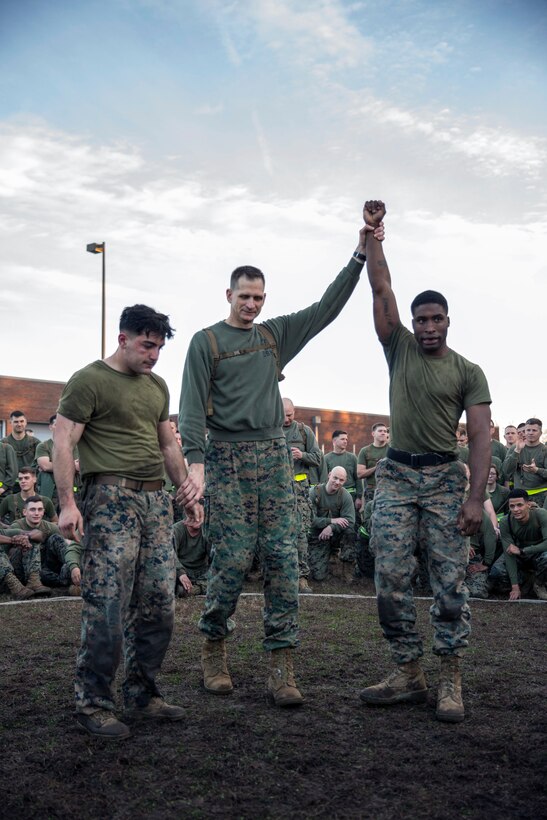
[86,242,106,358]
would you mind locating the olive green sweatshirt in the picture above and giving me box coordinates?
[180,258,362,464]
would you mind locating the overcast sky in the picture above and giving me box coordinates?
[1,0,546,434]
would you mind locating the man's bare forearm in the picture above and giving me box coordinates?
[162,438,188,489]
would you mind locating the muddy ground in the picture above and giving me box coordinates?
[0,576,545,820]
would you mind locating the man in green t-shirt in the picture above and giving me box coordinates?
[502,418,547,508]
[179,218,384,708]
[308,467,356,582]
[357,422,389,500]
[358,200,491,724]
[54,304,201,740]
[1,411,40,472]
[489,489,547,601]
[0,496,54,598]
[282,397,322,593]
[0,467,57,524]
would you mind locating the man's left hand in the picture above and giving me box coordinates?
[457,499,483,536]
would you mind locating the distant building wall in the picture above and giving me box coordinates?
[0,376,65,438]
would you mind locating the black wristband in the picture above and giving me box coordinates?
[353,251,366,263]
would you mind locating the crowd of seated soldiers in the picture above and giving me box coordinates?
[1,408,546,603]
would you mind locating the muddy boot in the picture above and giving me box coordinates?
[298,577,313,594]
[359,661,428,705]
[76,709,131,740]
[436,656,464,723]
[26,572,52,597]
[201,639,233,695]
[266,648,305,707]
[67,584,82,596]
[4,572,35,601]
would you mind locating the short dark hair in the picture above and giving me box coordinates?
[517,423,526,430]
[508,489,529,502]
[525,418,542,428]
[18,467,37,477]
[49,414,57,425]
[411,290,448,315]
[230,266,265,290]
[332,429,347,440]
[23,494,43,507]
[504,425,517,432]
[489,463,499,476]
[372,422,387,432]
[119,305,175,340]
[10,410,25,420]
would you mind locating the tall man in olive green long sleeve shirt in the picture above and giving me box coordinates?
[179,219,384,706]
[502,418,547,508]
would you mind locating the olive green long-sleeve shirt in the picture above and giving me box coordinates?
[499,508,547,585]
[179,258,363,465]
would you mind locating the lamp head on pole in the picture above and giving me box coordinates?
[86,242,105,254]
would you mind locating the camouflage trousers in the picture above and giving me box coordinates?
[75,484,175,714]
[40,533,72,587]
[200,439,299,651]
[294,480,311,578]
[371,458,470,664]
[0,543,41,585]
[489,550,547,591]
[308,528,356,581]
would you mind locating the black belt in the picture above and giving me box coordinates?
[92,474,164,491]
[387,448,457,468]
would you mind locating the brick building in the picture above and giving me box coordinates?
[0,374,389,449]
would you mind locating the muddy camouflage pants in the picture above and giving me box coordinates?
[75,484,175,714]
[40,533,72,587]
[200,439,299,651]
[371,458,470,664]
[308,528,356,581]
[489,550,547,590]
[0,543,41,585]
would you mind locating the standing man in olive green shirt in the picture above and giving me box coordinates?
[55,304,201,740]
[502,418,547,508]
[358,200,491,724]
[357,422,389,500]
[2,411,40,472]
[179,219,384,707]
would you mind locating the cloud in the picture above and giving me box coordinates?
[251,111,274,176]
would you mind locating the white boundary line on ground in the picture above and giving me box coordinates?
[1,593,545,607]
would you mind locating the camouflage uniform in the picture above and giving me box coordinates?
[76,483,175,713]
[0,542,41,587]
[200,439,298,650]
[371,458,471,664]
[308,483,356,581]
[40,532,76,587]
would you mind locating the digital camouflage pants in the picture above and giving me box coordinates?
[75,484,175,714]
[371,458,470,664]
[308,527,356,581]
[489,550,547,590]
[0,543,41,585]
[40,532,72,587]
[200,439,299,651]
[294,480,312,578]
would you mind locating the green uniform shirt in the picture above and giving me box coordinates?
[502,444,547,493]
[282,421,322,483]
[179,258,363,464]
[1,434,40,470]
[488,484,510,515]
[0,442,18,492]
[499,508,547,585]
[5,518,60,539]
[58,360,170,481]
[357,443,388,490]
[0,493,57,525]
[173,521,208,575]
[321,451,362,496]
[309,483,355,533]
[384,324,491,454]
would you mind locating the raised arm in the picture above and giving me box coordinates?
[362,200,401,345]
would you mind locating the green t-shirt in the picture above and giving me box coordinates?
[499,508,547,584]
[1,434,40,469]
[57,360,170,481]
[502,444,547,491]
[0,493,57,525]
[384,324,491,454]
[357,443,388,489]
[180,258,363,464]
[309,483,355,533]
[7,518,60,538]
[173,521,208,575]
[0,442,18,490]
[322,451,362,495]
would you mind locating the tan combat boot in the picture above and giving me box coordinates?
[4,572,34,601]
[67,585,82,596]
[359,661,428,705]
[298,577,313,594]
[266,648,305,707]
[201,639,234,695]
[436,656,464,723]
[26,573,52,597]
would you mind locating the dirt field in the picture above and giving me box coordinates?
[1,579,546,820]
